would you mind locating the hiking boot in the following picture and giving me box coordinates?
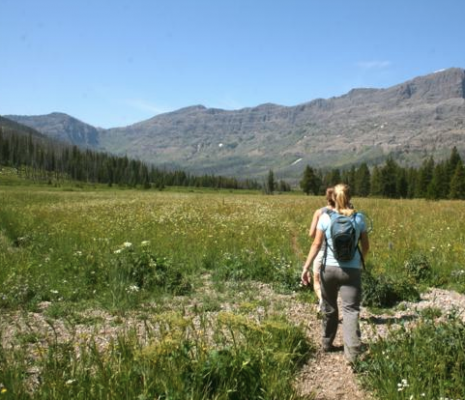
[344,346,361,364]
[323,344,342,353]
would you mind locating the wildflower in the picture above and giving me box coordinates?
[65,379,76,385]
[397,379,409,391]
[114,249,122,254]
[123,242,132,248]
[1,388,6,394]
[50,289,59,294]
[127,285,139,293]
[74,251,83,257]
[141,240,150,246]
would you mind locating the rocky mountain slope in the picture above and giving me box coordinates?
[6,68,465,179]
[6,112,102,148]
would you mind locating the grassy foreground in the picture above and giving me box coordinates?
[1,185,465,398]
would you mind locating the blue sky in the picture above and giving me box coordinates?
[1,0,465,128]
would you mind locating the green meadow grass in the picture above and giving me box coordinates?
[1,184,465,398]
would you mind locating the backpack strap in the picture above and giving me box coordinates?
[358,245,365,270]
[352,212,366,270]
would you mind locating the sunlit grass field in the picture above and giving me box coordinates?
[1,185,465,399]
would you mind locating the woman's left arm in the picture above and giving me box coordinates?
[308,209,321,238]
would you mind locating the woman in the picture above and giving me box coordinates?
[308,187,335,308]
[301,183,369,364]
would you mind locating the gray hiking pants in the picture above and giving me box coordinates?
[320,265,362,363]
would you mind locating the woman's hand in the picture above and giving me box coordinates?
[301,229,324,286]
[301,267,311,286]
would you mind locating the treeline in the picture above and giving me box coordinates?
[0,120,261,190]
[300,147,465,200]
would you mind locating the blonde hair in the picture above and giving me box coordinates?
[333,183,355,216]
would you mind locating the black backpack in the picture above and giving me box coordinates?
[325,211,359,262]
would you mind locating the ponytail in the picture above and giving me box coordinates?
[333,183,355,216]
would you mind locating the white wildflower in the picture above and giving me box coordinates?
[123,242,132,248]
[397,379,409,392]
[141,240,150,246]
[114,249,122,254]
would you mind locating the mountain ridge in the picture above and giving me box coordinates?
[5,67,465,179]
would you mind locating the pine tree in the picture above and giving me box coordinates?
[416,156,435,198]
[396,167,408,199]
[370,166,383,197]
[427,163,447,200]
[354,163,371,197]
[406,167,418,199]
[267,169,275,194]
[329,169,341,186]
[449,162,465,199]
[380,157,399,198]
[300,165,319,195]
[446,146,462,195]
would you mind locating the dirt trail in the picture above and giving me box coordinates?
[298,349,372,400]
[288,301,373,400]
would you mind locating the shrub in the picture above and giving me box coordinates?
[213,251,301,292]
[450,269,465,293]
[404,253,432,283]
[362,269,419,308]
[110,244,192,295]
[357,316,465,399]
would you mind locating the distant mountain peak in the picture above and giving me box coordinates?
[5,112,101,148]
[48,112,70,117]
[174,105,207,113]
[397,67,465,100]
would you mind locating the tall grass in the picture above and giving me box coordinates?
[1,186,465,397]
[357,312,465,399]
[0,311,314,399]
[2,189,464,312]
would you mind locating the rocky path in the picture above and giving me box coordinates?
[2,282,464,400]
